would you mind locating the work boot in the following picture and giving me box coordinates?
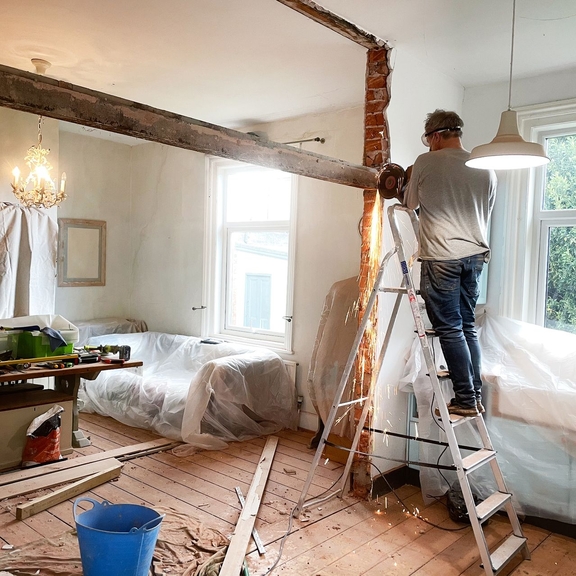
[476,400,486,414]
[435,400,479,418]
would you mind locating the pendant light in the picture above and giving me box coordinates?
[466,0,549,170]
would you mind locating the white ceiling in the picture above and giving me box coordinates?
[0,0,575,130]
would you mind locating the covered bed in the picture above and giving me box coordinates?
[78,332,298,450]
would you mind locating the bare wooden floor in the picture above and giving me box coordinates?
[1,413,574,575]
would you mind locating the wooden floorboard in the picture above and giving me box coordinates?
[0,412,573,576]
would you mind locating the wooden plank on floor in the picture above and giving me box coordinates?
[220,436,278,576]
[14,414,570,576]
[0,438,175,487]
[0,458,121,500]
[16,462,123,520]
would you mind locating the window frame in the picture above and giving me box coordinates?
[500,98,576,327]
[203,156,297,352]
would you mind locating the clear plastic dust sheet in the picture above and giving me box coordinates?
[399,312,576,525]
[78,332,298,450]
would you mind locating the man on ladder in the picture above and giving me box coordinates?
[403,109,497,417]
[294,110,528,575]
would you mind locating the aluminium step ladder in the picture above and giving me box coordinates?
[294,203,529,576]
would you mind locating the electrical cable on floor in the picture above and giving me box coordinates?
[259,440,467,576]
[260,505,295,576]
[258,466,345,575]
[370,460,469,532]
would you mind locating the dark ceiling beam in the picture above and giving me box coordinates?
[0,64,379,191]
[275,0,390,50]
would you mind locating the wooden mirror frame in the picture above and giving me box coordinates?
[57,218,106,287]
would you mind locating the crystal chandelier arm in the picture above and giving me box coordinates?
[10,115,67,208]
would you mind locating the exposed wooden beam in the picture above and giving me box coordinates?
[275,0,390,50]
[0,64,378,191]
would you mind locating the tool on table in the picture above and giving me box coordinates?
[36,361,75,369]
[83,344,131,361]
[0,353,79,368]
[75,351,101,364]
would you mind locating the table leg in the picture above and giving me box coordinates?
[54,374,91,448]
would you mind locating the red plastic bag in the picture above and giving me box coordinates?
[22,404,65,468]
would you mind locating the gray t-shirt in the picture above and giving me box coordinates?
[404,148,497,261]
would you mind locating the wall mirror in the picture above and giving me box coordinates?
[58,218,106,287]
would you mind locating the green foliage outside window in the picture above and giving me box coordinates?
[544,135,576,333]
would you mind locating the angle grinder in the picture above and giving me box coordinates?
[377,162,407,200]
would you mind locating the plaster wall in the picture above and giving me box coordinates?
[55,131,132,322]
[129,142,205,335]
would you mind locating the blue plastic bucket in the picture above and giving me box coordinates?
[74,497,164,576]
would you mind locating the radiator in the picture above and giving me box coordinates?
[282,359,298,387]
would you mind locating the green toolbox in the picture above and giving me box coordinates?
[17,331,75,358]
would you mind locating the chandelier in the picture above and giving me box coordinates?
[11,115,67,209]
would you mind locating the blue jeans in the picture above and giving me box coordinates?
[420,254,485,408]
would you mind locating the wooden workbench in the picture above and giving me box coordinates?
[0,360,143,449]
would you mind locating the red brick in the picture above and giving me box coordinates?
[366,88,388,102]
[367,48,388,63]
[366,75,386,90]
[364,140,383,154]
[365,100,384,114]
[365,127,384,140]
[366,111,385,126]
[368,61,391,75]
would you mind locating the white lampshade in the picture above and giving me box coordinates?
[466,110,550,170]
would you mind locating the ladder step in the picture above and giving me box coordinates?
[434,411,479,427]
[476,491,512,523]
[449,413,480,427]
[380,287,408,293]
[490,534,527,574]
[462,448,496,473]
[338,396,369,407]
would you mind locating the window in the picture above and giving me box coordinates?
[204,158,297,350]
[500,99,576,333]
[535,133,576,333]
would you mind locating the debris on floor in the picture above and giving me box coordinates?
[0,506,229,576]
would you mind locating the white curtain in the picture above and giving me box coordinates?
[0,203,57,318]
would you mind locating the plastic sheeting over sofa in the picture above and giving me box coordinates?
[78,332,298,449]
[74,317,148,346]
[400,312,576,524]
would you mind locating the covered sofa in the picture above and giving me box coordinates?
[79,332,298,449]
